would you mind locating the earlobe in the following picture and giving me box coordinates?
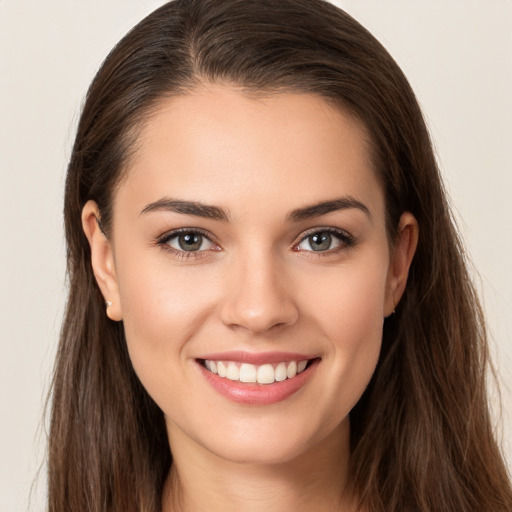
[81,200,123,321]
[384,212,419,317]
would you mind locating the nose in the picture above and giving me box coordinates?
[219,252,299,334]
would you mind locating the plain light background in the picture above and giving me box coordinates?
[0,1,511,510]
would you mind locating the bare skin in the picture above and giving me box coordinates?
[163,418,353,512]
[82,85,418,512]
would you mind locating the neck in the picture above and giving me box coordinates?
[162,420,356,512]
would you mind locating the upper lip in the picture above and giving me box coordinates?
[197,351,317,365]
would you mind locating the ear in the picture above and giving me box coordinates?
[81,200,123,321]
[384,212,419,317]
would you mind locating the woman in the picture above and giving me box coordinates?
[48,0,512,510]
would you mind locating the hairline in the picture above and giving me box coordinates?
[106,79,387,235]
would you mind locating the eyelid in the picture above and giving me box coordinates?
[155,227,221,256]
[154,226,355,259]
[156,227,215,242]
[293,226,355,252]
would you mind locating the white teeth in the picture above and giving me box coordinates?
[287,361,297,379]
[257,364,275,384]
[226,362,239,381]
[275,362,287,382]
[239,363,257,383]
[217,361,227,378]
[204,358,313,384]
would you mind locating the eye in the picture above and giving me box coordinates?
[295,229,353,252]
[159,230,216,252]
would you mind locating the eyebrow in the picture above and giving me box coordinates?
[286,196,371,222]
[139,195,371,223]
[139,198,229,221]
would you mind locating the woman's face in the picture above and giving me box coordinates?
[84,86,416,465]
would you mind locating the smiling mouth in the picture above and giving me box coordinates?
[200,359,316,385]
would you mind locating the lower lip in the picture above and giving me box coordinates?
[198,359,319,405]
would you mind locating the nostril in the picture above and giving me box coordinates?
[220,302,299,334]
[217,263,299,333]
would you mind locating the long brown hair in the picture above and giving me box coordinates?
[48,1,512,510]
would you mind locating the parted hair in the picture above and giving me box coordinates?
[48,1,512,511]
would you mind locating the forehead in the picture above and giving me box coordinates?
[116,86,384,222]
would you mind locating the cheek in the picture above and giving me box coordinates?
[300,256,388,411]
[303,254,389,341]
[115,253,216,378]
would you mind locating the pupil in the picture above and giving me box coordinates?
[178,233,202,251]
[310,233,331,251]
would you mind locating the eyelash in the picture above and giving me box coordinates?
[155,228,219,260]
[293,227,356,256]
[155,227,356,260]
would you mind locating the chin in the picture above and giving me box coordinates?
[211,436,311,466]
[177,413,349,467]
